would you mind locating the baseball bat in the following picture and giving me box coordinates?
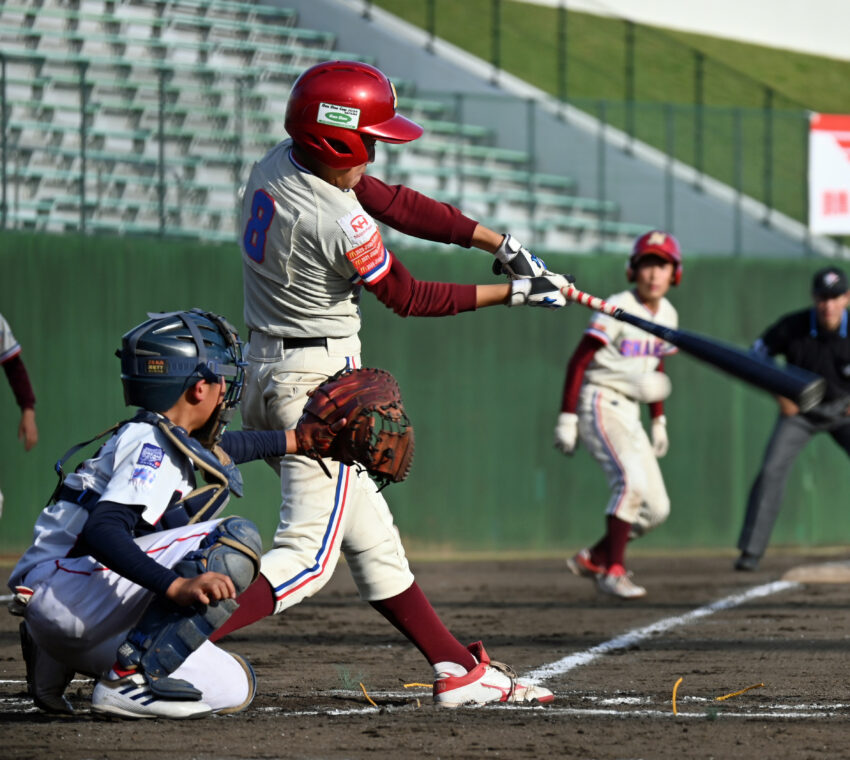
[561,285,827,412]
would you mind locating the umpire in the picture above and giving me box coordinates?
[736,266,850,571]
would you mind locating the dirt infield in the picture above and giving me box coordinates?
[3,552,850,759]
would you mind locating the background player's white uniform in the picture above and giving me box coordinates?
[8,421,253,712]
[240,140,414,613]
[577,289,678,533]
[0,313,22,517]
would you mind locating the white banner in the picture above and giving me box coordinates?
[809,113,850,235]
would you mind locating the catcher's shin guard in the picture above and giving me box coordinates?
[116,517,262,699]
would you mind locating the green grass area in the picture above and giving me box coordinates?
[372,0,850,232]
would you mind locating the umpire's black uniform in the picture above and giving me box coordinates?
[736,268,850,570]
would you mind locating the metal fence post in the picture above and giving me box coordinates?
[734,108,742,255]
[802,112,812,255]
[78,61,88,234]
[557,2,568,106]
[426,0,436,53]
[693,51,704,188]
[665,103,674,233]
[490,0,501,84]
[624,20,635,148]
[1,53,7,231]
[158,68,166,236]
[526,97,537,244]
[763,86,774,224]
[596,99,607,253]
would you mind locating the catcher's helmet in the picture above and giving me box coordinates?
[284,60,423,169]
[626,230,683,286]
[117,309,245,414]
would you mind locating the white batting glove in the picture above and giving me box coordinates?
[554,412,579,455]
[492,234,549,279]
[509,274,574,308]
[651,415,669,458]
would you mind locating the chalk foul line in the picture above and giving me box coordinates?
[525,580,801,683]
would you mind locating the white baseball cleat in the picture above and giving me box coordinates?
[92,672,212,719]
[566,548,605,579]
[433,641,554,708]
[596,564,646,599]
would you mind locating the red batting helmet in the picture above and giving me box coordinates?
[626,230,683,286]
[284,60,423,169]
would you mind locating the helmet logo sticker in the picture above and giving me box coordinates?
[145,358,166,375]
[317,102,360,130]
[647,231,667,246]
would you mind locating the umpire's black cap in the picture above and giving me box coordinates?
[812,266,849,299]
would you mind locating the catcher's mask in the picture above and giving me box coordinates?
[284,60,423,169]
[117,309,246,431]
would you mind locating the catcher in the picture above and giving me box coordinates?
[7,309,402,718]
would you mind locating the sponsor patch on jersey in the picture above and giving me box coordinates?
[137,443,164,469]
[317,102,360,130]
[338,208,378,245]
[345,230,388,281]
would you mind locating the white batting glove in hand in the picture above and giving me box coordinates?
[651,415,669,458]
[554,412,579,455]
[509,274,574,308]
[492,234,549,279]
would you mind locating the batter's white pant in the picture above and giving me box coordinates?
[21,520,252,712]
[577,384,670,534]
[242,332,414,615]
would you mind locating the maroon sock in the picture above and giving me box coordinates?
[589,534,609,568]
[209,575,275,643]
[370,582,477,670]
[606,515,633,569]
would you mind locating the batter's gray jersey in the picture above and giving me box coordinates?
[239,139,391,339]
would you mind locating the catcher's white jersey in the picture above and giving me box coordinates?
[239,139,390,339]
[9,422,195,591]
[0,313,21,363]
[583,289,678,388]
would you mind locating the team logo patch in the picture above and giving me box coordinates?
[345,230,386,277]
[137,443,163,469]
[130,466,157,490]
[317,102,360,130]
[337,208,377,245]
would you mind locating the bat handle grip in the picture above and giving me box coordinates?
[561,285,622,318]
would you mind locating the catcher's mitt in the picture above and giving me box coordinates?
[295,367,414,487]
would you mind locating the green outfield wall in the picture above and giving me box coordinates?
[1,230,848,557]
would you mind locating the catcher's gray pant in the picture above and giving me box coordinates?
[21,520,253,711]
[737,411,850,558]
[241,332,414,616]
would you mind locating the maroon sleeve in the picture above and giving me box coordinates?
[3,354,36,409]
[560,334,604,413]
[649,359,665,418]
[364,253,477,317]
[353,174,479,248]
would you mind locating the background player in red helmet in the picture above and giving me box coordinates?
[215,59,569,706]
[554,231,682,599]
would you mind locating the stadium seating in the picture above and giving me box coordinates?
[0,0,641,251]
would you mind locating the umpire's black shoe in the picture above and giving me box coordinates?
[734,552,760,572]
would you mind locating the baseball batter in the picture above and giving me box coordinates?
[554,231,681,598]
[212,60,569,706]
[0,312,38,517]
[7,310,304,718]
